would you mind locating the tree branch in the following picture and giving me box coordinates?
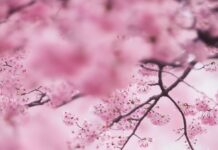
[165,61,197,93]
[25,92,49,107]
[119,99,159,150]
[140,59,182,68]
[26,92,84,108]
[109,95,158,127]
[111,60,197,149]
[166,95,194,150]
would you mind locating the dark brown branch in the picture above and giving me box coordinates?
[166,95,194,150]
[3,61,12,67]
[110,95,158,127]
[158,63,195,150]
[165,61,196,94]
[26,92,84,108]
[134,134,145,140]
[140,59,182,68]
[142,65,214,100]
[113,60,197,149]
[155,65,194,149]
[26,93,49,107]
[158,66,165,91]
[147,83,159,86]
[21,86,42,95]
[176,133,185,141]
[120,99,159,150]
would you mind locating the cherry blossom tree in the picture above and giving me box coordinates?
[0,0,218,150]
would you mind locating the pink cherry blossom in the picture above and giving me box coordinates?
[196,99,210,112]
[178,102,196,116]
[187,122,206,139]
[200,109,218,126]
[0,0,217,150]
